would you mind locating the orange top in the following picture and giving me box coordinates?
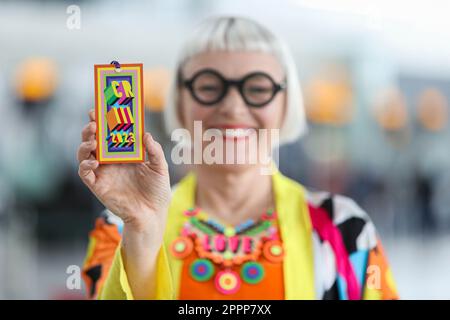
[178,243,285,300]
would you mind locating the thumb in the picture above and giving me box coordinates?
[144,133,168,175]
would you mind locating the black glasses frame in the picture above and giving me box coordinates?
[180,68,286,108]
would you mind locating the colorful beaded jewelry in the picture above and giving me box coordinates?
[170,236,193,259]
[241,261,265,284]
[172,207,284,295]
[215,270,241,295]
[190,259,215,282]
[263,240,284,263]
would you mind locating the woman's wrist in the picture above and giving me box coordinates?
[121,226,163,267]
[121,210,166,251]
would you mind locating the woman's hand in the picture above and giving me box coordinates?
[78,109,172,299]
[77,109,171,235]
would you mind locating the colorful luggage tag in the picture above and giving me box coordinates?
[94,61,145,164]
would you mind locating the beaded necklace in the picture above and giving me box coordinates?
[170,207,285,295]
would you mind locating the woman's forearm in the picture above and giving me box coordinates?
[121,218,165,299]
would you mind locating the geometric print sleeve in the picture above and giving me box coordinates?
[362,239,399,299]
[82,210,123,299]
[307,191,399,300]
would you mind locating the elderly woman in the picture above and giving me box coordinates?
[78,16,398,300]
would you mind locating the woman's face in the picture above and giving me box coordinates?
[179,51,286,169]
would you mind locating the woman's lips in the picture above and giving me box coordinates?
[206,125,257,140]
[222,128,255,140]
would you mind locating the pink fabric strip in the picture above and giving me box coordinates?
[308,204,361,300]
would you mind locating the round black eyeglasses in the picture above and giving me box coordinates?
[180,68,286,108]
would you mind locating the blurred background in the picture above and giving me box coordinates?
[1,0,450,299]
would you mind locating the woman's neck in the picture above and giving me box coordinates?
[194,164,274,226]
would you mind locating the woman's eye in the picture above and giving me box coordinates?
[246,86,272,94]
[197,85,221,92]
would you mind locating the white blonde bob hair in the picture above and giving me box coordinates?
[163,16,307,145]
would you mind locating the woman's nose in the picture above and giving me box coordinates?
[217,86,248,116]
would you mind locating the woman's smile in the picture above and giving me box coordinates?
[206,124,258,141]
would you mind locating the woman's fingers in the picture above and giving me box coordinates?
[89,109,95,122]
[81,122,96,142]
[144,133,168,175]
[78,159,99,188]
[77,140,97,162]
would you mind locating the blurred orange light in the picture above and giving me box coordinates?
[416,88,448,132]
[14,57,58,103]
[304,65,353,126]
[373,87,408,131]
[144,67,171,112]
